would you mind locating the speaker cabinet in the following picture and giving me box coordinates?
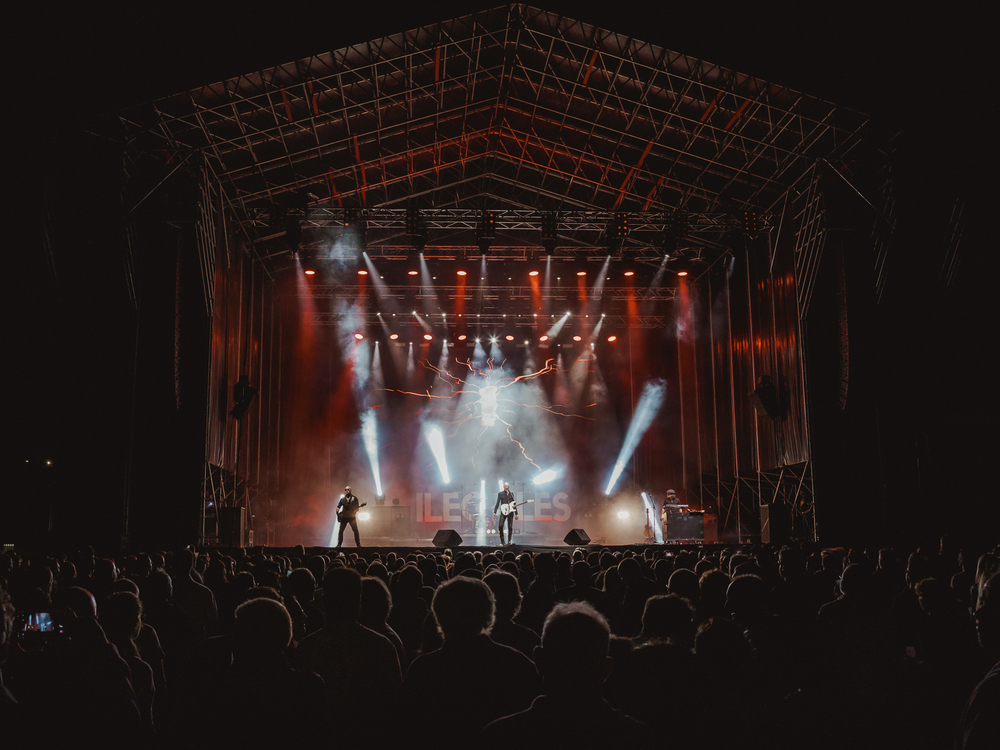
[218,507,247,548]
[760,504,789,545]
[563,528,591,545]
[433,529,463,548]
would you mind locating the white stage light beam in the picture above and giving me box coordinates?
[361,410,383,496]
[427,426,451,484]
[604,379,667,494]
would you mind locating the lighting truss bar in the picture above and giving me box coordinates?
[247,208,771,232]
[289,284,678,302]
[302,312,672,329]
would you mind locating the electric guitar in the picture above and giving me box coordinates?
[337,501,367,524]
[644,508,654,539]
[498,498,534,517]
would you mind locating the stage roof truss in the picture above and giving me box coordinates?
[249,208,760,266]
[114,4,868,250]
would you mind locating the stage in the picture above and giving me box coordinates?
[207,542,722,559]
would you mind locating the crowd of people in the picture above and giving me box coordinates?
[1,538,998,749]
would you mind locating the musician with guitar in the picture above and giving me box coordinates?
[336,486,367,548]
[493,482,527,547]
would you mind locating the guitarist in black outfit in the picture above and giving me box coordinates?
[493,482,517,547]
[336,486,363,548]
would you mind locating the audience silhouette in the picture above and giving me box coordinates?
[1,538,998,750]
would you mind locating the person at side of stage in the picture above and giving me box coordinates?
[336,486,361,549]
[493,483,517,547]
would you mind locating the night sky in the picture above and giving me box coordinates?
[5,2,996,549]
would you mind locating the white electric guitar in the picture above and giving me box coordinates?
[498,498,534,517]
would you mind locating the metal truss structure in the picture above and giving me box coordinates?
[251,207,771,261]
[202,463,257,546]
[110,4,869,545]
[115,3,867,269]
[702,460,817,543]
[295,281,676,328]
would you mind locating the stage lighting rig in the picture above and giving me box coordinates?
[672,257,691,277]
[605,212,629,253]
[477,210,496,253]
[540,212,558,254]
[405,208,427,251]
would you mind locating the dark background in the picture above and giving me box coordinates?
[4,1,996,552]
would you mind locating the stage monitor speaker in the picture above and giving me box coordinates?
[218,507,247,548]
[760,504,789,545]
[433,529,463,548]
[564,528,591,545]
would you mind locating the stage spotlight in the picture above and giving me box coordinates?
[533,468,559,485]
[577,270,587,276]
[358,270,368,275]
[539,335,549,342]
[607,335,617,342]
[477,210,496,253]
[529,270,539,277]
[304,269,315,275]
[605,212,629,252]
[490,336,498,344]
[405,208,427,251]
[660,212,689,255]
[624,270,634,277]
[408,270,419,276]
[457,270,467,276]
[505,335,514,341]
[616,510,630,520]
[389,333,399,340]
[405,208,421,233]
[541,212,559,254]
[677,270,688,277]
[423,333,433,341]
[458,334,467,341]
[572,335,582,342]
[354,333,364,340]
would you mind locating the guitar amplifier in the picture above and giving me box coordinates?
[664,510,704,542]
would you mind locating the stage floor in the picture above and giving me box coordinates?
[209,541,722,557]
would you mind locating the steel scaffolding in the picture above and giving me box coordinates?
[109,4,870,546]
